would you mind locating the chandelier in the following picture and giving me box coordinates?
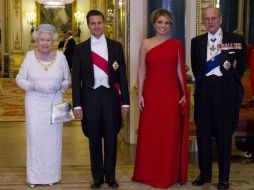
[35,0,74,8]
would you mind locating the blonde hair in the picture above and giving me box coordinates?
[32,24,58,41]
[150,8,173,25]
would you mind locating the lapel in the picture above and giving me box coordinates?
[221,31,228,63]
[106,37,114,74]
[82,38,94,73]
[83,37,115,75]
[199,33,208,68]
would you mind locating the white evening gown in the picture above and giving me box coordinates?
[16,50,71,184]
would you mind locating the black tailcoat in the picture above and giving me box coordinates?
[63,37,76,70]
[71,37,129,181]
[191,31,246,181]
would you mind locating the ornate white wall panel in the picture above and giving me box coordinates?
[128,0,147,144]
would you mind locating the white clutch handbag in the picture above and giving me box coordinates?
[51,102,74,124]
[51,90,74,124]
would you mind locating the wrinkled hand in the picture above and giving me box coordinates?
[179,96,186,114]
[73,108,83,120]
[138,95,145,111]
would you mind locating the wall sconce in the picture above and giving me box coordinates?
[74,11,85,37]
[107,4,115,24]
[26,11,36,33]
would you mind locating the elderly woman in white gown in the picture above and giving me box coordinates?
[16,24,71,187]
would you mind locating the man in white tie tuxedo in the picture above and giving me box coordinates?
[71,10,129,189]
[191,6,246,190]
[63,31,76,71]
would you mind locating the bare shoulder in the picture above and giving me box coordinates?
[140,38,155,51]
[142,38,154,45]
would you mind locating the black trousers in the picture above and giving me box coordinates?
[194,75,236,182]
[81,86,121,181]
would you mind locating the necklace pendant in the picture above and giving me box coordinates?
[44,67,48,71]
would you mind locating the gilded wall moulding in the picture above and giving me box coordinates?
[13,0,20,10]
[196,0,201,35]
[14,33,21,50]
[197,0,216,35]
[91,0,98,9]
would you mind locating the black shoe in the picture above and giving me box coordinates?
[105,179,119,188]
[90,179,104,189]
[192,175,211,186]
[217,181,229,189]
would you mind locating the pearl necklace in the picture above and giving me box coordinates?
[35,50,56,71]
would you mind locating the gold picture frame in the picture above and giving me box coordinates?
[196,0,217,35]
[196,0,201,35]
[36,1,77,35]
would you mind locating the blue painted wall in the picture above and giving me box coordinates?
[220,0,238,32]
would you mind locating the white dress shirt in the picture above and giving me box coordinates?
[91,34,110,89]
[206,28,223,76]
[74,34,129,110]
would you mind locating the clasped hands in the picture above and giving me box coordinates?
[33,82,61,94]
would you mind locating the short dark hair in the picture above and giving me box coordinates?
[86,10,105,25]
[66,31,72,36]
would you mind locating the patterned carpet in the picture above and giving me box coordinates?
[1,78,253,136]
[0,78,25,121]
[1,78,254,189]
[0,78,72,121]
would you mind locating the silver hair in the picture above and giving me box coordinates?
[32,24,58,41]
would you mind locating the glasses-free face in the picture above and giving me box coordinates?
[37,32,53,53]
[153,15,171,35]
[202,8,222,35]
[88,15,105,39]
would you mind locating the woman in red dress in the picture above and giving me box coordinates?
[249,47,254,97]
[132,9,189,189]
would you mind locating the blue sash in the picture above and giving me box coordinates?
[205,54,221,74]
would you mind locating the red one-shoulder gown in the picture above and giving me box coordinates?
[132,39,189,189]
